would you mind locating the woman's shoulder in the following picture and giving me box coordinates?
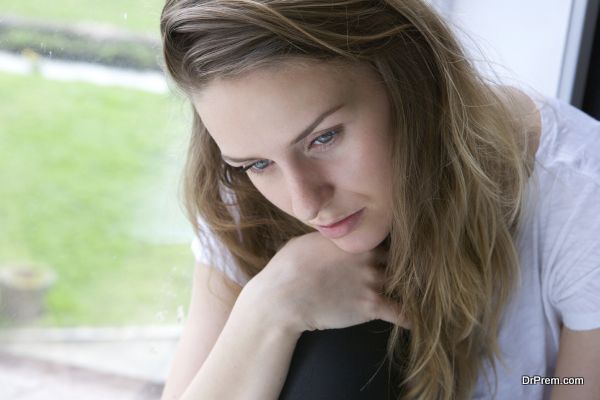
[514,93,600,331]
[497,85,600,174]
[519,90,600,228]
[516,87,600,280]
[511,87,600,178]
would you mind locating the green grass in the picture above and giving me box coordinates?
[0,71,195,327]
[0,0,165,35]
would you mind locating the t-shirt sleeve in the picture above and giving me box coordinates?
[541,167,600,331]
[190,217,250,287]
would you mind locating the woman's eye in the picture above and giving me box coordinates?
[312,130,337,146]
[239,126,342,175]
[240,159,271,173]
[311,129,339,146]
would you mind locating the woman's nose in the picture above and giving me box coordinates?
[285,166,333,223]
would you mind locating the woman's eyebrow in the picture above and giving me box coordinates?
[221,103,345,163]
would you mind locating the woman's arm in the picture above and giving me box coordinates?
[550,326,600,399]
[161,264,242,400]
[178,282,301,400]
[163,231,405,399]
[161,264,300,400]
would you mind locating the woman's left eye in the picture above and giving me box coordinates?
[309,128,340,149]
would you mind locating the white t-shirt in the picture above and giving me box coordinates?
[471,95,600,399]
[191,95,600,399]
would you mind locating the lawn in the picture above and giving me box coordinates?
[0,0,165,35]
[0,71,195,326]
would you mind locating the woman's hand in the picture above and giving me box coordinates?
[241,232,409,334]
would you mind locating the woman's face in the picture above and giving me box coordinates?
[192,60,394,254]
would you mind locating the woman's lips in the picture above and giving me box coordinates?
[316,208,364,239]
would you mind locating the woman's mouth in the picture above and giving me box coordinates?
[316,208,365,239]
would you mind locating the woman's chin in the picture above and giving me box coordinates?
[329,231,389,254]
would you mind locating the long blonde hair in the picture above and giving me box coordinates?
[160,1,533,398]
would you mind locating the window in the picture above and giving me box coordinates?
[0,2,191,398]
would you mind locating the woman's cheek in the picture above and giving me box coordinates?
[253,178,292,214]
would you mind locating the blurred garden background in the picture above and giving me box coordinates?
[0,1,195,327]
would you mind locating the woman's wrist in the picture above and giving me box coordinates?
[236,279,305,339]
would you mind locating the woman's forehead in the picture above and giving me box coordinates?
[192,62,362,127]
[191,58,373,105]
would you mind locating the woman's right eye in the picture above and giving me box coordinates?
[240,159,272,174]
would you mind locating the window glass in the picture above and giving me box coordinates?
[0,2,192,398]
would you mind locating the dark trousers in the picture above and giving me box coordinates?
[279,320,403,399]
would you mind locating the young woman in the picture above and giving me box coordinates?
[158,0,600,399]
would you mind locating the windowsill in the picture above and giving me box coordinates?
[0,325,181,399]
